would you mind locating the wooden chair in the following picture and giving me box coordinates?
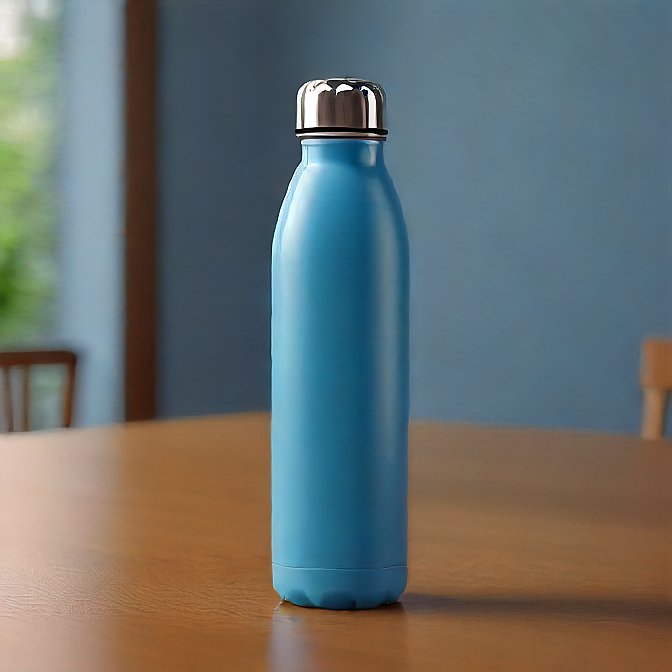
[0,350,77,433]
[640,339,672,440]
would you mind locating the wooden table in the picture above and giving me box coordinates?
[1,414,670,671]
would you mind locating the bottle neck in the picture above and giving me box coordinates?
[300,139,385,167]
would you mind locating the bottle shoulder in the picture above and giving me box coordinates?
[282,161,403,217]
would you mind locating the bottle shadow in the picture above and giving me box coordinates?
[269,600,409,671]
[402,592,672,624]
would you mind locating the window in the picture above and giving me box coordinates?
[0,0,61,346]
[1,0,124,428]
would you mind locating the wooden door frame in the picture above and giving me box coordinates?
[124,0,157,421]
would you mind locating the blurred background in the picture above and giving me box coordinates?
[1,0,670,433]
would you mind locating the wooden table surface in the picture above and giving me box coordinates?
[1,414,670,671]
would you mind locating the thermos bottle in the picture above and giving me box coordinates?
[271,78,409,609]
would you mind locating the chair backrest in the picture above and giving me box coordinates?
[0,350,78,433]
[640,339,672,440]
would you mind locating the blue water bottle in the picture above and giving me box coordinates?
[271,78,409,610]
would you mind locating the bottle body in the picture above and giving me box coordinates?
[271,139,409,609]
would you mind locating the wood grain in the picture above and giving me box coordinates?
[1,414,670,671]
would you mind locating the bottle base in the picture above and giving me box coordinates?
[272,563,407,610]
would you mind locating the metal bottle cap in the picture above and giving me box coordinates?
[296,78,387,140]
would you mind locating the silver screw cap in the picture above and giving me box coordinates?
[296,78,387,139]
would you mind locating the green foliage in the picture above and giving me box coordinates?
[0,7,60,345]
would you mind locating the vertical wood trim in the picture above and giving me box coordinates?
[124,0,157,421]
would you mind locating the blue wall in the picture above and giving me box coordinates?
[60,0,124,426]
[158,0,672,432]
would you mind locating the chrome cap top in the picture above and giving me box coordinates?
[296,78,387,139]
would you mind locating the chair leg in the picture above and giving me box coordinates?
[2,366,13,432]
[642,388,668,440]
